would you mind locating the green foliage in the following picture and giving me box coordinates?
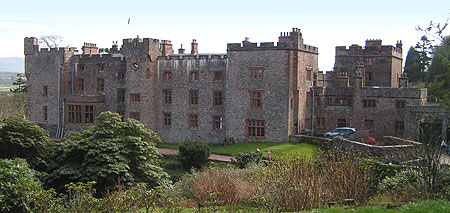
[9,73,28,94]
[0,158,64,213]
[404,47,425,83]
[364,158,398,187]
[178,140,210,170]
[426,38,450,108]
[0,92,28,120]
[46,111,170,195]
[233,151,262,168]
[0,117,50,171]
[378,169,426,203]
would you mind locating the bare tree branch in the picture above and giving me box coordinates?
[38,35,64,48]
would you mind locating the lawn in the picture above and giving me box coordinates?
[158,141,319,159]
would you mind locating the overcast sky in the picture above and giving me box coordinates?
[1,0,448,71]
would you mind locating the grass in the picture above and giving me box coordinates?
[158,142,320,159]
[0,86,13,92]
[319,200,450,212]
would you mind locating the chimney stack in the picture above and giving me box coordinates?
[178,44,185,54]
[191,39,198,54]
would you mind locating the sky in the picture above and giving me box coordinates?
[1,0,449,71]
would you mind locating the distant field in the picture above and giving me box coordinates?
[0,86,13,92]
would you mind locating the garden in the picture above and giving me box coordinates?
[2,112,450,212]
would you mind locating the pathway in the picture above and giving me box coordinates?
[158,148,235,163]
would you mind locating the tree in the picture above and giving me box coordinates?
[404,46,425,83]
[0,158,64,213]
[0,92,28,120]
[38,35,64,48]
[178,140,210,170]
[415,35,434,75]
[9,73,28,93]
[0,117,50,171]
[46,111,170,195]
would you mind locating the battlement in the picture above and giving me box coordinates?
[335,40,402,57]
[122,36,160,45]
[77,53,124,61]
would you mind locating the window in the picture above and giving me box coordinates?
[163,89,172,105]
[395,121,405,134]
[250,90,262,109]
[396,100,406,109]
[364,119,374,130]
[250,67,263,80]
[68,105,74,123]
[213,91,224,107]
[363,99,376,108]
[365,72,373,81]
[246,119,265,138]
[305,118,311,129]
[43,106,48,121]
[118,72,125,81]
[77,78,84,92]
[78,64,85,72]
[213,116,223,130]
[68,104,83,124]
[213,71,224,81]
[163,71,172,81]
[189,90,199,106]
[43,85,48,97]
[306,91,311,107]
[130,93,140,103]
[163,113,171,127]
[316,117,325,128]
[117,89,125,103]
[189,114,199,128]
[130,112,140,121]
[365,57,374,65]
[306,68,312,81]
[75,105,82,124]
[190,71,199,81]
[327,97,334,106]
[97,63,105,72]
[68,81,72,93]
[337,119,347,127]
[315,98,321,108]
[85,105,94,124]
[97,78,104,92]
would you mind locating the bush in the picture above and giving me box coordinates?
[0,117,50,171]
[0,158,64,212]
[233,151,263,168]
[378,169,427,203]
[178,140,210,170]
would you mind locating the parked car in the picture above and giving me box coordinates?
[300,129,313,136]
[324,127,356,138]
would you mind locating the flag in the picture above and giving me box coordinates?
[128,17,130,24]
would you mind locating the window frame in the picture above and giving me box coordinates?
[163,112,172,128]
[213,91,224,107]
[189,71,199,81]
[130,93,141,103]
[213,115,223,130]
[189,90,199,106]
[189,114,199,128]
[97,78,104,92]
[163,71,172,81]
[163,89,172,105]
[250,90,262,109]
[246,119,265,138]
[250,67,263,80]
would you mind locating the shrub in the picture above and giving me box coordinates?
[0,117,50,171]
[172,166,262,207]
[233,151,263,168]
[378,169,427,203]
[0,158,64,212]
[178,140,210,170]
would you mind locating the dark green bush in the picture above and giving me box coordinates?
[233,151,262,168]
[364,158,398,186]
[178,140,210,170]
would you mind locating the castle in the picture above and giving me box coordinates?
[24,28,448,143]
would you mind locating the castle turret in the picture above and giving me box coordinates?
[24,37,38,55]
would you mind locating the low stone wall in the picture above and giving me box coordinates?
[289,135,419,163]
